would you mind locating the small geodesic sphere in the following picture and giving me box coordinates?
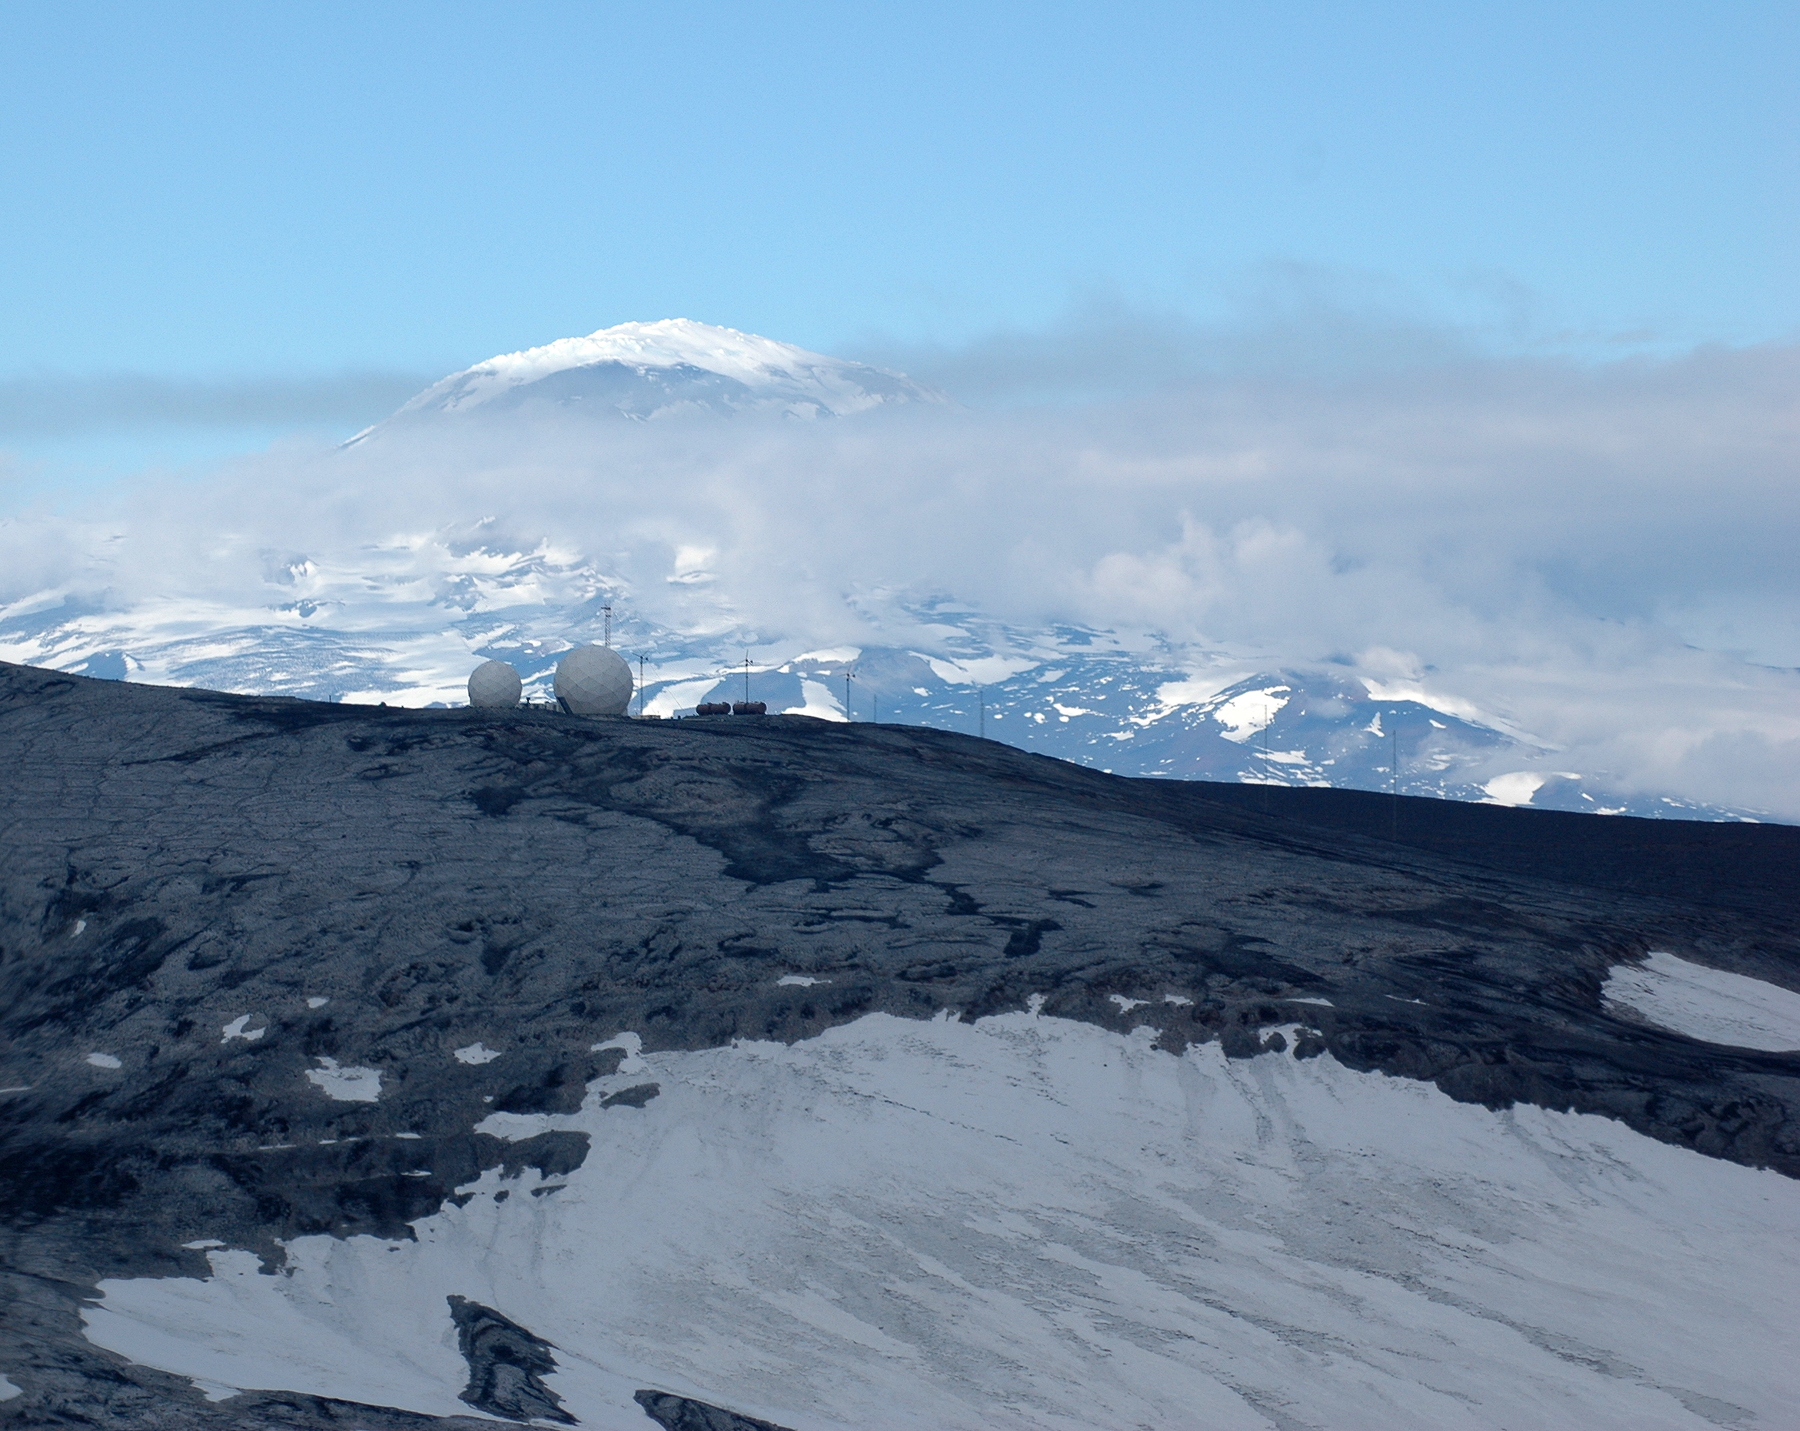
[555,644,633,716]
[467,659,522,710]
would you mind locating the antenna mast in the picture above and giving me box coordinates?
[1262,701,1270,814]
[843,668,854,721]
[978,686,985,740]
[744,651,751,705]
[603,604,612,647]
[638,655,645,718]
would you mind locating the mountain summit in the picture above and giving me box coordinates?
[353,318,943,436]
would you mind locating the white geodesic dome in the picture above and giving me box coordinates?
[555,644,633,716]
[467,659,522,710]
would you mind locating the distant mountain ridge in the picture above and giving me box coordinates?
[346,318,943,439]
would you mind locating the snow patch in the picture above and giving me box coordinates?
[0,1373,20,1402]
[1149,673,1244,712]
[221,1015,265,1044]
[1162,994,1194,1007]
[781,678,845,722]
[86,1053,121,1069]
[1212,686,1290,743]
[81,1011,1800,1431]
[71,918,86,937]
[1605,951,1800,1052]
[1108,994,1149,1013]
[304,1058,381,1103]
[645,676,724,718]
[591,1031,649,1076]
[1482,771,1546,807]
[306,996,329,1009]
[921,653,1039,686]
[777,975,827,988]
[453,1043,502,1065]
[1360,678,1491,726]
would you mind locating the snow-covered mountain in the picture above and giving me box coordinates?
[2,574,1753,821]
[347,318,944,437]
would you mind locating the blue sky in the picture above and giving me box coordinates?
[6,2,1795,377]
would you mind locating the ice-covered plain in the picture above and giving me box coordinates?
[83,1012,1799,1430]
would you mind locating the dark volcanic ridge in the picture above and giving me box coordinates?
[1,660,1797,1426]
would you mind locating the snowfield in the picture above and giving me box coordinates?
[84,1010,1800,1430]
[1606,950,1800,1052]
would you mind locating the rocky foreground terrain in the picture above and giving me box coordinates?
[2,661,1797,1428]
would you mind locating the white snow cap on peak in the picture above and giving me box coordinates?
[392,318,944,423]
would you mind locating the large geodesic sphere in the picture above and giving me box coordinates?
[467,659,522,710]
[555,644,633,716]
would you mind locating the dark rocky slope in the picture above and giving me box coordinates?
[2,659,1796,1426]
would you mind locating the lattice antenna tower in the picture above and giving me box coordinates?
[603,604,613,647]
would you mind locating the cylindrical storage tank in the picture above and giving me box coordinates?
[554,644,633,716]
[467,659,523,710]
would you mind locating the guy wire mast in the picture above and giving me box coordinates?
[978,686,985,740]
[1262,700,1270,815]
[603,604,613,647]
[638,654,646,718]
[843,667,855,721]
[1392,716,1399,839]
[744,650,751,705]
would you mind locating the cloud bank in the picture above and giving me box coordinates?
[0,371,430,439]
[3,332,1796,816]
